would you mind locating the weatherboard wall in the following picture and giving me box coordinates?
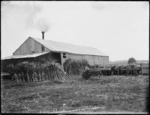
[13,37,50,55]
[61,53,109,66]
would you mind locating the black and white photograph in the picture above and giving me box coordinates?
[1,1,149,114]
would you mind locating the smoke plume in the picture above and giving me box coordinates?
[2,1,52,33]
[2,1,42,29]
[36,18,50,32]
[1,1,44,58]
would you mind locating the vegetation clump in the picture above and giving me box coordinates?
[6,56,67,83]
[63,58,89,75]
[82,70,91,80]
[128,57,136,64]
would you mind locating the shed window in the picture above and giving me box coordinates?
[42,45,45,52]
[63,53,66,58]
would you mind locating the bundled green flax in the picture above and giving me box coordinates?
[6,59,67,83]
[63,58,89,75]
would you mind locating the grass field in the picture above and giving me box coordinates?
[1,75,149,113]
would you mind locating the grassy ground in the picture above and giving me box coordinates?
[1,75,149,113]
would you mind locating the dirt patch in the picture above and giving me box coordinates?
[17,93,40,102]
[2,104,28,113]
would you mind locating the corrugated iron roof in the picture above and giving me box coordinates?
[32,37,108,56]
[2,52,48,60]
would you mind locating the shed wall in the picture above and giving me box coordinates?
[61,53,109,66]
[12,38,109,66]
[13,38,50,55]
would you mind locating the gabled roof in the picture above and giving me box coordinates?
[32,37,108,56]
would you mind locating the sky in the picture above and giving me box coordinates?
[1,1,149,61]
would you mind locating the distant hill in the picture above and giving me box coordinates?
[109,60,149,65]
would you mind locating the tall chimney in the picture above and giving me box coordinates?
[42,31,45,40]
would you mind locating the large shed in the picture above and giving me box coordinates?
[3,37,109,66]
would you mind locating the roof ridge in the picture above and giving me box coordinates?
[31,37,108,56]
[32,37,98,49]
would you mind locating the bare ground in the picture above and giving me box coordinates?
[1,75,149,113]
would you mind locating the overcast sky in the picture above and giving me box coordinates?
[1,1,149,61]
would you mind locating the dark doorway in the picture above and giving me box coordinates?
[51,52,61,65]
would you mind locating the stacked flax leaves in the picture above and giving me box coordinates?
[63,59,89,75]
[6,58,67,83]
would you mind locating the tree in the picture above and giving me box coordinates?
[128,57,136,64]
